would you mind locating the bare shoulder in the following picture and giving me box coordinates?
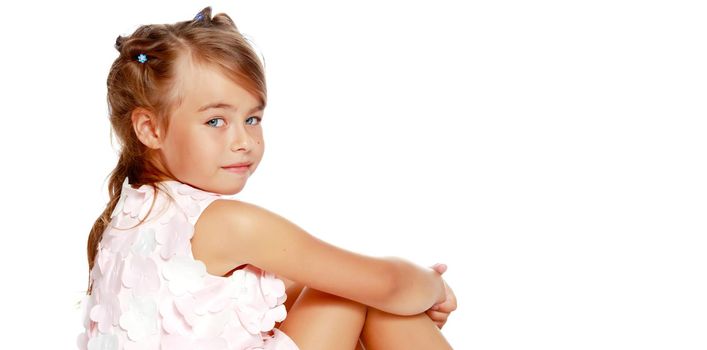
[192,198,400,311]
[192,198,309,275]
[191,199,256,276]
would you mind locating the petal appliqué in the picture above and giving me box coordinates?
[76,332,88,350]
[155,215,194,260]
[260,271,287,308]
[86,334,119,350]
[121,255,161,295]
[123,183,154,218]
[79,293,98,330]
[159,298,191,336]
[162,255,206,296]
[110,184,128,219]
[89,292,120,334]
[192,308,236,339]
[229,267,290,335]
[177,182,219,201]
[131,227,157,257]
[235,303,263,335]
[119,295,159,341]
[161,334,228,350]
[259,304,287,332]
[102,227,139,259]
[96,249,125,295]
[221,321,263,349]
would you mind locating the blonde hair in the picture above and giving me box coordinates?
[86,7,267,293]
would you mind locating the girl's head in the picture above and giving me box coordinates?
[87,7,266,288]
[108,6,266,194]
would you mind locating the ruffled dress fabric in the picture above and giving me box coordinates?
[77,179,300,350]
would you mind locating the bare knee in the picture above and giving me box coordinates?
[365,306,405,323]
[279,287,368,350]
[361,308,452,350]
[369,307,441,329]
[294,287,368,315]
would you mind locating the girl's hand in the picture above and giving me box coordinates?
[426,263,458,329]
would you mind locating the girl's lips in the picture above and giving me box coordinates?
[222,165,250,174]
[225,162,252,167]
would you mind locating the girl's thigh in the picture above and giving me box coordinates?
[278,287,367,350]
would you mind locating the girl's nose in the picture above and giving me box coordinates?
[230,126,253,152]
[230,138,250,152]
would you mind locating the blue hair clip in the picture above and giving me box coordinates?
[194,12,204,21]
[137,53,148,63]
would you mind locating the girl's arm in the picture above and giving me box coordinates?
[192,199,446,316]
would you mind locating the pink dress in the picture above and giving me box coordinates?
[77,179,300,350]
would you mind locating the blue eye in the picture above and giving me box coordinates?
[206,118,225,127]
[246,116,262,126]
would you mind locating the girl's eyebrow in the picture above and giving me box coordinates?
[197,102,264,113]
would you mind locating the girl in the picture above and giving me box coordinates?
[79,7,457,350]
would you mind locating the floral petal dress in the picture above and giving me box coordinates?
[77,179,300,350]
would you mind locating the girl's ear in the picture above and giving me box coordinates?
[131,108,164,149]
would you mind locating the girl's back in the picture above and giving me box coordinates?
[78,178,298,349]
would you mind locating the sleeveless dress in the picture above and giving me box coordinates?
[77,178,300,350]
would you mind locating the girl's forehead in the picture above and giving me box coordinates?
[175,60,222,99]
[172,58,256,115]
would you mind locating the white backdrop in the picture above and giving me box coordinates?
[0,0,705,349]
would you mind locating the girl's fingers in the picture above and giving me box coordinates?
[425,309,448,321]
[435,301,456,313]
[432,263,448,274]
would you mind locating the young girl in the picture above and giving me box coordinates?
[78,7,457,350]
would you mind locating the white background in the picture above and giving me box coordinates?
[0,0,705,349]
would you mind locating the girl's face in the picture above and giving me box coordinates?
[157,58,265,195]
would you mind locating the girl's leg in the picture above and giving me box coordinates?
[278,286,452,350]
[278,286,367,349]
[360,307,453,350]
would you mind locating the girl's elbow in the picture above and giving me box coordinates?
[376,256,437,316]
[374,257,419,316]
